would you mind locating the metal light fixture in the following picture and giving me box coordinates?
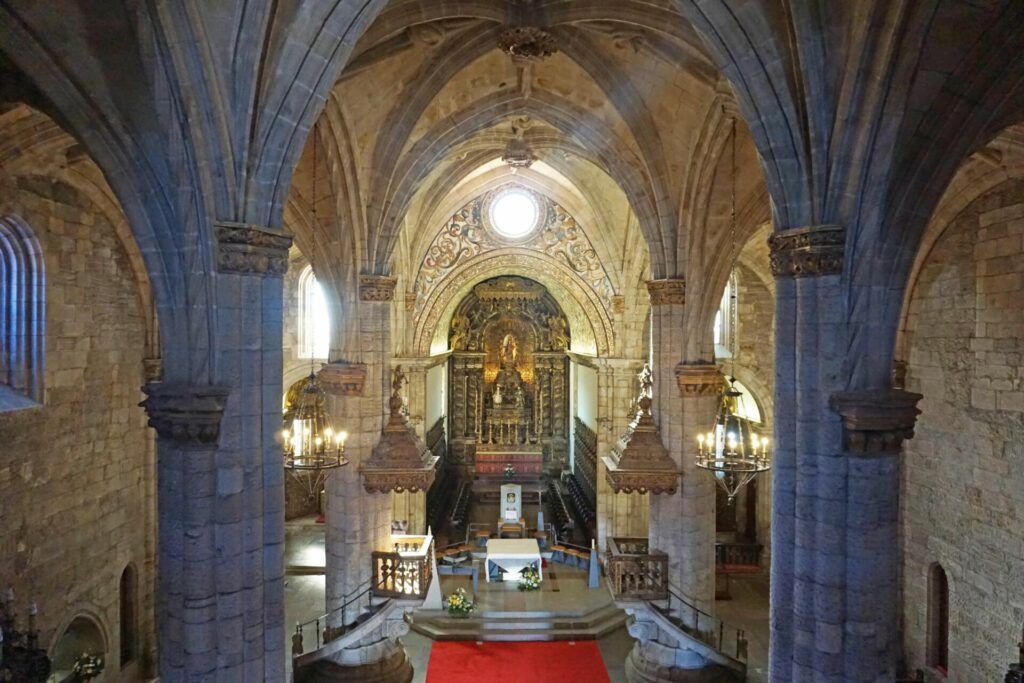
[281,127,346,502]
[695,376,770,503]
[0,589,51,682]
[695,115,770,502]
[282,371,348,501]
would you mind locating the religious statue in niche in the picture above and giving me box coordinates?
[392,365,406,398]
[500,332,519,366]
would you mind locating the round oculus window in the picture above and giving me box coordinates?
[488,189,540,239]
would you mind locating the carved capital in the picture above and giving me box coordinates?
[404,291,416,311]
[768,224,844,278]
[214,221,292,277]
[645,278,685,306]
[611,294,625,314]
[675,363,723,397]
[829,389,923,454]
[317,362,366,397]
[359,274,397,302]
[140,383,230,447]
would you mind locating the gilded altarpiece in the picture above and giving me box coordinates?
[447,276,570,479]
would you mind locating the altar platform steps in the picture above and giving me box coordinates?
[408,603,628,642]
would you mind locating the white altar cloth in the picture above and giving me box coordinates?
[484,538,542,583]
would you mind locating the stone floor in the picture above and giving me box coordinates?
[714,572,770,682]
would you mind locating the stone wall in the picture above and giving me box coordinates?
[0,173,155,677]
[901,177,1024,680]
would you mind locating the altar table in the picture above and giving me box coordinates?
[484,538,542,583]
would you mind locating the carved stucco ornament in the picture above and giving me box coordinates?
[603,364,680,495]
[359,274,397,302]
[768,224,845,278]
[645,278,685,306]
[140,383,230,447]
[361,366,439,493]
[317,361,367,397]
[214,221,292,277]
[829,389,923,454]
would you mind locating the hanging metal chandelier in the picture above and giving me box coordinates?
[282,371,348,500]
[695,376,770,503]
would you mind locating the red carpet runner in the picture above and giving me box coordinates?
[426,641,610,682]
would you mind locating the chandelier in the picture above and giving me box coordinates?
[1,590,51,682]
[695,376,770,502]
[282,371,347,501]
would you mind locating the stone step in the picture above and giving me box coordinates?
[409,603,628,641]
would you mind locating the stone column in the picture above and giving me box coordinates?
[768,225,922,682]
[646,279,717,614]
[595,357,648,551]
[673,364,722,617]
[325,276,395,631]
[143,222,291,681]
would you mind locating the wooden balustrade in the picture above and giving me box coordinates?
[371,534,434,599]
[607,537,669,600]
[715,542,763,570]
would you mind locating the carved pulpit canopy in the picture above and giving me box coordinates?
[362,365,439,493]
[602,363,680,495]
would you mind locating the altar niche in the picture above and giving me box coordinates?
[447,276,570,481]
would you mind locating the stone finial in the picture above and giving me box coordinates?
[317,361,366,396]
[359,274,398,302]
[768,224,844,278]
[603,365,679,495]
[645,278,686,306]
[675,363,723,397]
[829,389,923,454]
[214,221,292,277]
[361,366,438,493]
[140,383,230,447]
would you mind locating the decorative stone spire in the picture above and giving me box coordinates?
[602,364,680,494]
[361,365,439,493]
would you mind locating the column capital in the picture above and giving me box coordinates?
[674,363,723,397]
[359,274,398,302]
[768,224,844,278]
[317,361,366,396]
[829,389,923,454]
[214,221,292,277]
[140,383,230,447]
[645,278,686,306]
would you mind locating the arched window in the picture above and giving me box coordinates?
[119,564,137,665]
[297,265,330,359]
[714,271,736,358]
[927,563,949,672]
[0,216,45,410]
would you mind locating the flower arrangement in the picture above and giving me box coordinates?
[72,652,104,680]
[443,587,475,617]
[503,463,516,480]
[518,565,541,591]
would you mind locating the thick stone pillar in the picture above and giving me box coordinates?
[325,276,396,631]
[595,358,648,551]
[768,225,922,682]
[646,279,716,614]
[143,222,291,681]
